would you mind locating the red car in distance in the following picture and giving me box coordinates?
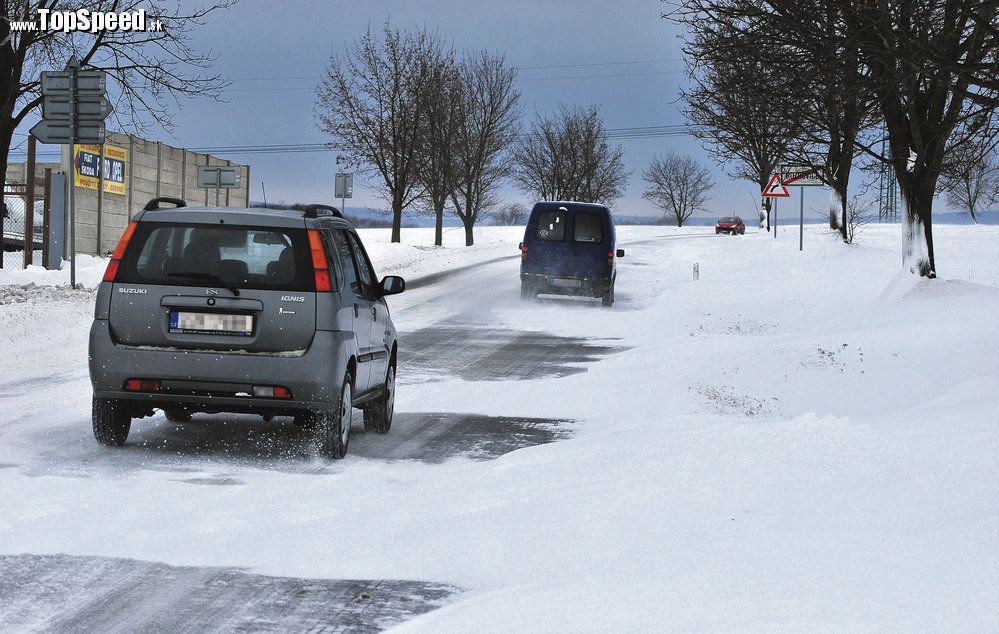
[715,216,745,235]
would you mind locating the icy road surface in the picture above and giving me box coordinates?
[1,224,998,632]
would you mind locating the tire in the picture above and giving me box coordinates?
[92,396,131,447]
[521,281,537,301]
[163,407,191,423]
[601,283,615,307]
[312,373,353,459]
[363,364,395,434]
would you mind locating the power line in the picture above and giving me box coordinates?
[8,125,703,160]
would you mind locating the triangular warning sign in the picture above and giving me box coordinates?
[762,173,790,198]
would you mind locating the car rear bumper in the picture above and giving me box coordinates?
[521,272,613,297]
[89,319,350,414]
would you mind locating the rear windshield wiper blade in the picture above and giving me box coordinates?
[166,272,240,296]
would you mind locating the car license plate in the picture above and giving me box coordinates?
[169,311,253,336]
[551,278,581,288]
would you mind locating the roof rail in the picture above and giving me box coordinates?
[143,197,187,211]
[303,204,343,219]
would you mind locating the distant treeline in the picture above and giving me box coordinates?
[250,202,396,228]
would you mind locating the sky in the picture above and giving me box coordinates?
[11,0,805,219]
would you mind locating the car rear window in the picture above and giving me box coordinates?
[534,209,567,241]
[116,222,316,291]
[573,212,604,243]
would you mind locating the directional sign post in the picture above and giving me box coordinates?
[779,167,824,252]
[29,56,112,288]
[198,166,242,207]
[335,173,353,216]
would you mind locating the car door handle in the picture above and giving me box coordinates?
[353,303,359,318]
[371,306,377,319]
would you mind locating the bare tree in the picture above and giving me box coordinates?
[415,42,462,246]
[940,142,999,224]
[1,0,235,265]
[449,50,520,247]
[673,14,804,232]
[512,105,628,204]
[642,151,714,227]
[490,202,528,226]
[316,25,436,243]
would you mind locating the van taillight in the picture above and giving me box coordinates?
[521,245,528,262]
[307,229,332,292]
[607,251,615,266]
[124,378,161,392]
[103,220,138,282]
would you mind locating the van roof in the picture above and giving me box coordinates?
[533,201,610,212]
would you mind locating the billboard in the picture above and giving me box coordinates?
[73,143,127,195]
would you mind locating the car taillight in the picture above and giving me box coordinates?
[307,229,332,292]
[521,245,528,262]
[252,385,291,399]
[103,220,138,282]
[124,378,161,392]
[607,251,615,266]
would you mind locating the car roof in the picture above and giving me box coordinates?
[532,201,611,213]
[134,205,355,230]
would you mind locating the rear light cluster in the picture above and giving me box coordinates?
[607,251,615,267]
[521,245,528,262]
[103,220,139,282]
[124,378,161,392]
[307,229,332,292]
[123,378,291,399]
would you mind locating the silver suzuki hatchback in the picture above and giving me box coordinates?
[88,197,405,459]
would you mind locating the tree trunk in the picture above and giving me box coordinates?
[897,174,936,278]
[463,218,474,246]
[391,199,403,244]
[434,205,444,246]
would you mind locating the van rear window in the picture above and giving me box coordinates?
[573,212,604,243]
[116,223,316,291]
[534,210,567,241]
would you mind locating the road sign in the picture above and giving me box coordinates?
[29,119,106,144]
[335,173,353,199]
[42,95,113,121]
[762,173,789,198]
[197,165,242,189]
[40,69,106,96]
[780,165,823,186]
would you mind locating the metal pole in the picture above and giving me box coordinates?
[798,186,804,252]
[97,143,104,254]
[773,197,777,239]
[69,62,77,288]
[25,135,36,268]
[42,168,52,267]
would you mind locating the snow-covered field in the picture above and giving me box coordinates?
[0,222,996,631]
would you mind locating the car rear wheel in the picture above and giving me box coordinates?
[601,283,615,307]
[311,373,353,459]
[92,396,131,447]
[363,365,395,434]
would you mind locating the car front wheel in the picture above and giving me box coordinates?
[93,396,131,447]
[364,364,395,434]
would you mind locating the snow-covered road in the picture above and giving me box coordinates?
[1,224,997,632]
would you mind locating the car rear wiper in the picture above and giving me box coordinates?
[166,272,240,296]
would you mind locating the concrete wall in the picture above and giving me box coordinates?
[55,131,250,256]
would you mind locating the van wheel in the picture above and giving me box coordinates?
[93,397,131,447]
[364,365,395,434]
[163,408,191,423]
[521,282,537,301]
[312,373,352,459]
[601,283,615,307]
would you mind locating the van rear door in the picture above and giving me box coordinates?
[108,222,318,353]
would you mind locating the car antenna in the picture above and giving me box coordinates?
[261,182,268,207]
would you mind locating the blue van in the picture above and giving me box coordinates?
[519,201,624,306]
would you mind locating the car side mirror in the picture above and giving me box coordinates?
[518,242,523,250]
[616,249,625,258]
[380,275,405,296]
